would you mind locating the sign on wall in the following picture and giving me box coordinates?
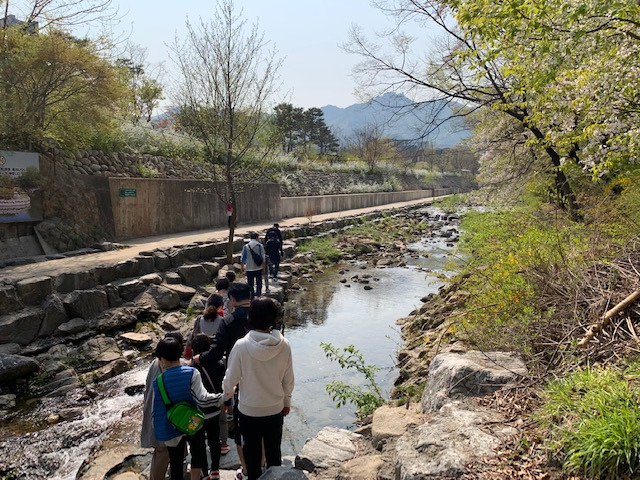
[0,151,43,223]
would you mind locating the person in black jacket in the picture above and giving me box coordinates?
[192,282,252,479]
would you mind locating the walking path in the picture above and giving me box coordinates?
[0,196,442,284]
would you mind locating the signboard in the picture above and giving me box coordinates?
[119,188,137,197]
[0,151,42,223]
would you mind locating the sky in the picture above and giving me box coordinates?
[107,0,404,111]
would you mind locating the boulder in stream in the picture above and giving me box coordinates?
[295,427,361,472]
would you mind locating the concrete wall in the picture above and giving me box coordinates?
[108,178,281,240]
[280,189,437,219]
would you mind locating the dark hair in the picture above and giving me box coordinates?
[249,232,258,240]
[248,297,281,330]
[206,293,224,309]
[215,277,230,291]
[156,337,182,361]
[228,282,251,302]
[164,331,184,349]
[225,271,236,283]
[273,223,279,228]
[192,333,212,355]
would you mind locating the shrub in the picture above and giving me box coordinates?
[537,366,640,479]
[321,343,385,419]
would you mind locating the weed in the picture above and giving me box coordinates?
[321,342,385,419]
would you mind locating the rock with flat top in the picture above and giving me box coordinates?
[0,354,39,381]
[295,427,361,472]
[421,350,528,413]
[119,332,152,346]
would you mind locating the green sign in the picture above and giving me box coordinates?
[119,188,137,197]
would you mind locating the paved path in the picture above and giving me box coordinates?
[0,196,441,284]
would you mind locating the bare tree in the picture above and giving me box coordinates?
[2,0,117,30]
[172,0,282,263]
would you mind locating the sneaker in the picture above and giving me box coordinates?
[235,468,248,480]
[208,471,220,480]
[220,443,231,455]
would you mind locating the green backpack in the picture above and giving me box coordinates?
[156,372,205,435]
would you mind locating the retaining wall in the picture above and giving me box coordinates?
[280,189,437,218]
[108,178,281,240]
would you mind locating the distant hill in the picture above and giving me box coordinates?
[320,92,471,148]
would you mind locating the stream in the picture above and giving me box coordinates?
[0,212,459,479]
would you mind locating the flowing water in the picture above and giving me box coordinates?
[0,214,459,479]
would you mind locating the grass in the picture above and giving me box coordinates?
[297,236,342,264]
[537,366,640,479]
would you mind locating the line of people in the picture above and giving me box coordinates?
[141,278,294,480]
[241,224,284,298]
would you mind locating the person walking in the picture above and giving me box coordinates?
[222,297,294,480]
[140,331,185,480]
[264,224,283,279]
[241,233,265,298]
[152,337,223,480]
[192,282,252,479]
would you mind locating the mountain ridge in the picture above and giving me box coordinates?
[320,92,470,148]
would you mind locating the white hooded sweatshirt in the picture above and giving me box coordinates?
[222,329,294,417]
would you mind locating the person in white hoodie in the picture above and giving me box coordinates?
[222,297,294,480]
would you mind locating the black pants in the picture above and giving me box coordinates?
[198,415,221,473]
[238,410,284,480]
[246,269,262,297]
[167,434,206,480]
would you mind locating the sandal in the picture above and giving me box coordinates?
[220,443,231,455]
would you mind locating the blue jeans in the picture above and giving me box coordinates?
[246,269,262,297]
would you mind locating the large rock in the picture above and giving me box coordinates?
[163,283,197,300]
[177,264,211,287]
[0,354,40,382]
[95,308,140,333]
[119,332,152,346]
[73,335,122,365]
[135,255,155,275]
[53,271,96,294]
[168,249,185,268]
[0,285,23,316]
[115,259,139,279]
[16,276,52,305]
[145,284,181,310]
[139,273,162,285]
[63,290,109,319]
[295,427,361,472]
[371,405,425,449]
[94,265,118,285]
[159,311,188,330]
[0,309,42,345]
[56,318,88,336]
[153,251,172,271]
[339,455,384,480]
[182,245,201,262]
[38,294,69,337]
[421,351,528,413]
[395,402,519,479]
[117,279,147,302]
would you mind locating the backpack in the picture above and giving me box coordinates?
[265,228,279,244]
[249,244,263,267]
[156,372,205,435]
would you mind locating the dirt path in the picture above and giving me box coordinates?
[0,196,443,284]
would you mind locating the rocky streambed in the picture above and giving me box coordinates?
[0,204,525,480]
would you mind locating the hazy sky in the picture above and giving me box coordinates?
[109,0,403,111]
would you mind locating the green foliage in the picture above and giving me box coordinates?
[434,194,463,214]
[297,236,342,264]
[537,366,640,479]
[0,27,127,150]
[321,343,385,419]
[456,204,591,353]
